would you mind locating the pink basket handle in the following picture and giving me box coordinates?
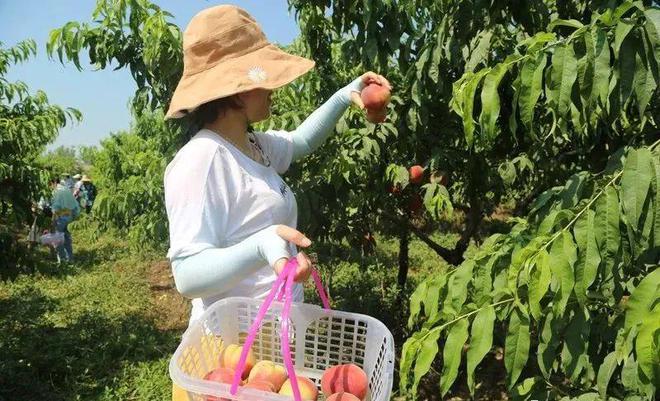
[280,260,302,401]
[230,258,332,398]
[230,259,296,394]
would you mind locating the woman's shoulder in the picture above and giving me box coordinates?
[165,130,231,178]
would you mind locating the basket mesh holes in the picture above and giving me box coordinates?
[236,302,296,365]
[303,316,367,370]
[369,340,388,401]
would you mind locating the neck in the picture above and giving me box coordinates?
[205,109,250,148]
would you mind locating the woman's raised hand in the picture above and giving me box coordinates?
[350,71,392,109]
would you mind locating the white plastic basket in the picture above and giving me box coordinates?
[170,296,395,401]
[40,232,65,247]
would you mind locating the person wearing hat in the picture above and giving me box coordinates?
[79,175,97,213]
[73,173,83,200]
[164,5,390,328]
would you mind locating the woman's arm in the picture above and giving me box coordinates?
[171,225,292,299]
[290,77,364,161]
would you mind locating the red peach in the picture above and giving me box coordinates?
[243,380,276,393]
[247,360,288,391]
[203,367,234,401]
[279,376,319,401]
[326,392,362,401]
[361,83,391,110]
[219,344,255,380]
[321,364,368,400]
[409,165,424,184]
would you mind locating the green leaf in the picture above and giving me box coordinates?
[653,156,660,247]
[518,52,548,133]
[440,319,469,396]
[480,57,516,141]
[408,281,427,328]
[614,21,635,58]
[561,306,590,381]
[399,334,421,391]
[528,249,551,320]
[625,267,660,330]
[505,306,531,388]
[590,27,611,109]
[635,310,660,386]
[412,328,441,397]
[548,43,578,116]
[465,30,493,73]
[597,351,619,399]
[466,305,495,394]
[550,232,577,314]
[618,29,637,106]
[548,19,585,31]
[633,39,657,118]
[462,69,489,146]
[573,210,601,306]
[538,310,563,378]
[444,260,475,317]
[621,148,653,233]
[594,186,621,284]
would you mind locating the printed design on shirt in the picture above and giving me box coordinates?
[247,66,267,83]
[279,182,288,198]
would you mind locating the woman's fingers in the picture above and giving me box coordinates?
[350,91,365,109]
[361,71,392,90]
[294,252,313,282]
[275,225,311,247]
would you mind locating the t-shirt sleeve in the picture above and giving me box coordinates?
[253,130,294,174]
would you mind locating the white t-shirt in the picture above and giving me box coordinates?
[164,129,303,323]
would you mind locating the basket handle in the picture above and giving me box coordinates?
[229,259,297,395]
[229,258,332,398]
[280,259,302,401]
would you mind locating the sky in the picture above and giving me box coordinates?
[0,0,301,150]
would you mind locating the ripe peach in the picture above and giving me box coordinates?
[203,367,234,401]
[326,392,362,401]
[219,344,255,380]
[321,364,368,400]
[366,107,387,123]
[409,165,424,184]
[279,376,319,401]
[247,360,288,391]
[243,380,276,393]
[361,83,391,110]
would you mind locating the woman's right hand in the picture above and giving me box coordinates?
[271,225,313,283]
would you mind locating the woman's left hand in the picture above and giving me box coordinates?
[350,72,392,109]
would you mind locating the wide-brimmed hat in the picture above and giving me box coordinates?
[81,175,91,182]
[73,174,82,179]
[165,5,315,119]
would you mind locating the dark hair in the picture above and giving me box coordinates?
[193,95,244,127]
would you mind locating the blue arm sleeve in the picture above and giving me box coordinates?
[170,225,292,299]
[291,77,364,161]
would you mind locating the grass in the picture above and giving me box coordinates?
[0,219,455,401]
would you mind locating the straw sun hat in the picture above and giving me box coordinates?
[166,5,316,119]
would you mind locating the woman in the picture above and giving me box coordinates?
[165,5,390,327]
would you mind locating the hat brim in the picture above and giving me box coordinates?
[166,44,315,119]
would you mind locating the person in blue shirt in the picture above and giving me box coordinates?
[50,177,80,263]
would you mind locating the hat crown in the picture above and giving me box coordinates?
[183,5,269,75]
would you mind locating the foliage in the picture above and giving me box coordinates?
[288,0,660,270]
[0,39,80,275]
[38,145,83,176]
[90,108,171,248]
[401,143,660,400]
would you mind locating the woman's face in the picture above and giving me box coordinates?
[237,89,273,123]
